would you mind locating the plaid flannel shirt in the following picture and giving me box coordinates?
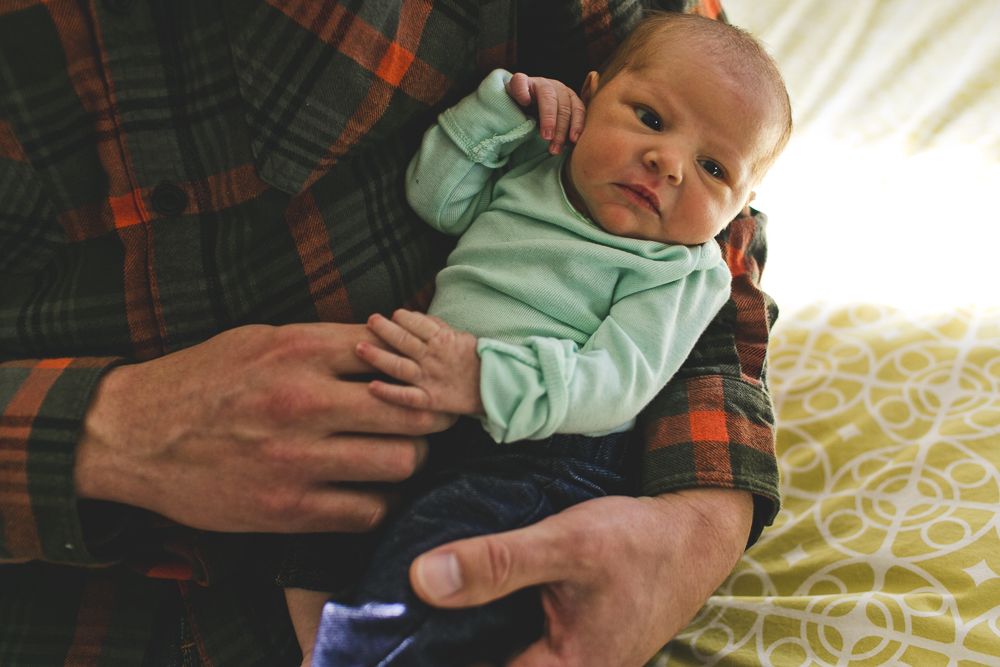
[0,0,779,664]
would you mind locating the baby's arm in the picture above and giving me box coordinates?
[355,310,485,415]
[360,246,732,442]
[406,69,585,236]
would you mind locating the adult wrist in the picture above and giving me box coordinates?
[75,362,137,503]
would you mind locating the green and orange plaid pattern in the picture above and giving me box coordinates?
[0,0,775,664]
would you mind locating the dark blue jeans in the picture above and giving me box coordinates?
[310,418,637,667]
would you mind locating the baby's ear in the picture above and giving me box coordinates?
[580,71,600,106]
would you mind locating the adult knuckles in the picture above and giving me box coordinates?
[356,497,390,531]
[256,485,313,526]
[255,484,388,533]
[267,324,328,360]
[257,437,313,471]
[330,494,390,533]
[477,535,516,594]
[398,407,440,434]
[250,376,337,423]
[352,436,423,481]
[383,440,424,480]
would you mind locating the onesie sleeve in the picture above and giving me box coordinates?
[476,248,732,443]
[405,69,541,236]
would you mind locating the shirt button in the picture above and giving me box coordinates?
[151,184,188,216]
[102,0,136,15]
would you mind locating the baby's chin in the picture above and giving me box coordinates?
[587,204,652,239]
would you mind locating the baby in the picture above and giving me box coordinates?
[293,12,791,667]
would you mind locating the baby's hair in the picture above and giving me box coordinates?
[599,11,792,180]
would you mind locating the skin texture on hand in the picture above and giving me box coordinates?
[74,323,454,533]
[410,488,754,667]
[506,72,586,155]
[356,310,485,415]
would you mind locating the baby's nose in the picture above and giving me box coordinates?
[644,147,682,183]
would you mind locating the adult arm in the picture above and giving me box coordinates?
[0,323,452,565]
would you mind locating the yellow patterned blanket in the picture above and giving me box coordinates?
[657,304,1000,667]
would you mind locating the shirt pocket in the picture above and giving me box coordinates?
[219,0,479,195]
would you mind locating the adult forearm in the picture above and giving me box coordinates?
[648,488,754,638]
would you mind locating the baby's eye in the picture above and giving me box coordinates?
[698,159,724,179]
[635,108,661,131]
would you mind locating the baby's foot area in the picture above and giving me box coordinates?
[311,601,418,667]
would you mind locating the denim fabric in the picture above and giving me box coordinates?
[142,590,201,667]
[311,418,637,667]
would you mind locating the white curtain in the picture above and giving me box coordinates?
[725,0,1000,310]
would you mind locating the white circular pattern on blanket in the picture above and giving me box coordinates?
[653,303,1000,667]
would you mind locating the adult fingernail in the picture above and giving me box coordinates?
[415,552,462,600]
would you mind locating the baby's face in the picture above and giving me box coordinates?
[564,43,782,246]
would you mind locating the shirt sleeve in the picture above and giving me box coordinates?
[476,248,732,443]
[405,69,538,236]
[0,358,276,584]
[636,209,781,548]
[0,357,131,564]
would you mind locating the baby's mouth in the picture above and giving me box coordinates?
[615,184,659,214]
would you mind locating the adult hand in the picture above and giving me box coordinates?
[75,323,455,533]
[409,488,753,667]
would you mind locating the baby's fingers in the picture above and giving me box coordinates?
[355,341,422,385]
[367,312,425,358]
[537,82,584,155]
[368,380,431,411]
[567,91,586,145]
[532,78,560,143]
[390,309,442,342]
[550,85,576,154]
[506,72,534,107]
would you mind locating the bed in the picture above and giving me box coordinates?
[657,303,1000,666]
[653,1,1000,665]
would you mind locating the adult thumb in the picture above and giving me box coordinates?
[409,519,570,608]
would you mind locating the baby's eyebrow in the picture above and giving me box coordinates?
[707,142,752,183]
[641,84,679,120]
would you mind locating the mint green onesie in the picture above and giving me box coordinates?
[407,69,732,444]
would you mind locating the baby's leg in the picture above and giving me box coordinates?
[310,471,553,667]
[285,588,330,667]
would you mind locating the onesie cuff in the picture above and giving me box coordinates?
[438,69,538,168]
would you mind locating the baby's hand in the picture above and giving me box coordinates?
[505,72,586,155]
[356,310,485,416]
